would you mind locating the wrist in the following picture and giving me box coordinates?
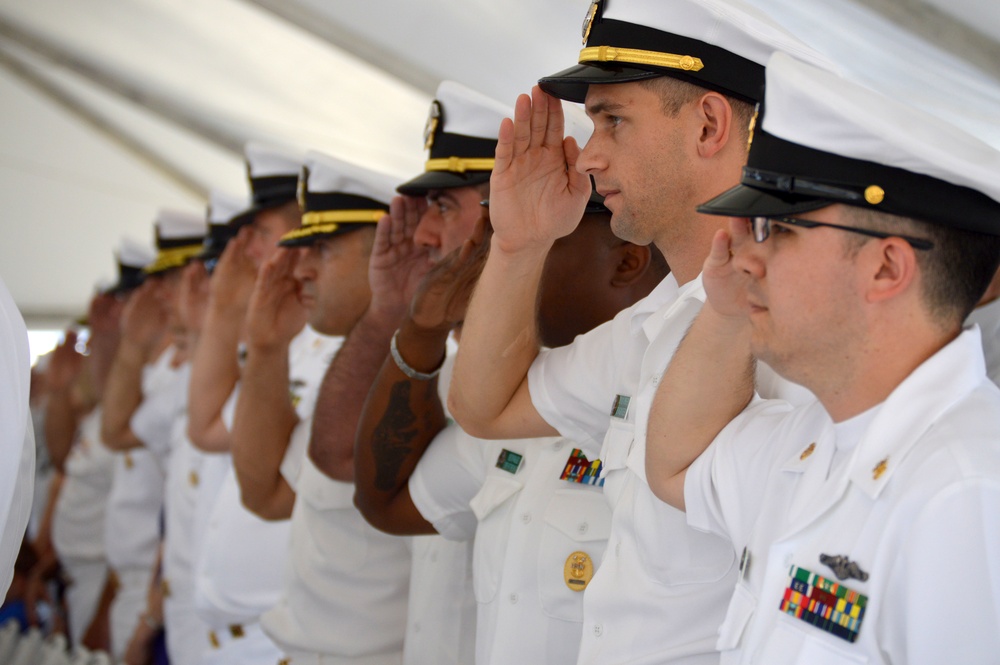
[390,326,447,380]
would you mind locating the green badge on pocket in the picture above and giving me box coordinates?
[495,449,523,474]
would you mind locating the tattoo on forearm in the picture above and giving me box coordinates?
[372,381,419,491]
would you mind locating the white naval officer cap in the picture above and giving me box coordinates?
[199,190,251,262]
[107,236,156,294]
[539,0,835,104]
[231,141,305,228]
[279,151,398,248]
[698,52,1000,236]
[145,209,208,274]
[396,80,513,196]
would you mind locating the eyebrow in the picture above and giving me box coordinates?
[585,99,627,116]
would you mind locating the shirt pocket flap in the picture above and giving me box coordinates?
[543,489,612,543]
[470,475,523,521]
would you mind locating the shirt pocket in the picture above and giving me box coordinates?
[631,477,737,586]
[758,616,869,664]
[469,475,522,604]
[537,488,612,622]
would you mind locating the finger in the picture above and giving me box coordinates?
[494,117,515,175]
[705,228,733,269]
[529,86,549,150]
[544,93,566,149]
[511,93,533,156]
[372,213,392,256]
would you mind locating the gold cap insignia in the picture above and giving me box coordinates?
[799,442,816,461]
[873,457,889,480]
[747,105,760,152]
[189,470,200,487]
[865,185,885,205]
[424,101,442,152]
[564,551,594,591]
[582,0,600,44]
[297,167,309,212]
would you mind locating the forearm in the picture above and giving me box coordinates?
[230,343,298,518]
[309,307,403,482]
[646,306,754,509]
[99,340,147,450]
[353,317,447,534]
[44,389,83,471]
[449,245,549,438]
[187,306,242,452]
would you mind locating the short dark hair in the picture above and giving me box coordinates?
[842,207,1000,325]
[638,77,755,148]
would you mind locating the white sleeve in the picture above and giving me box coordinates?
[408,425,488,542]
[685,398,795,544]
[527,316,625,449]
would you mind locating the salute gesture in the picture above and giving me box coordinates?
[490,86,591,254]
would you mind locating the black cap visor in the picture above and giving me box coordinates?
[539,63,662,104]
[396,170,492,197]
[698,183,831,219]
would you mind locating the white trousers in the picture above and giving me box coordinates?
[62,557,107,648]
[109,566,152,662]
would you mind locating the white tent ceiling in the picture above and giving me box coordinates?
[1,0,999,328]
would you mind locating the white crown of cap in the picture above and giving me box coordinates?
[244,141,304,178]
[208,190,250,225]
[117,236,155,269]
[762,52,1000,206]
[155,209,208,240]
[304,151,400,205]
[602,0,836,72]
[435,80,512,141]
[563,102,594,147]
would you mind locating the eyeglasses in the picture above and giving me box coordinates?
[750,216,934,251]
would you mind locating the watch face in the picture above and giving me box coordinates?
[582,0,600,44]
[424,100,442,151]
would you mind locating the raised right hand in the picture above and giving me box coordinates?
[489,86,592,255]
[209,227,258,314]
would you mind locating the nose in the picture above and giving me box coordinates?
[574,133,605,175]
[413,206,443,251]
[291,247,314,280]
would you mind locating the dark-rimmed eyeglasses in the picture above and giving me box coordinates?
[750,216,934,251]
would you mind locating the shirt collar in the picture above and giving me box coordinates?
[637,273,705,340]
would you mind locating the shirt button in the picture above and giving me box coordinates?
[615,542,621,557]
[430,552,438,563]
[553,440,565,451]
[593,624,603,637]
[521,513,532,524]
[509,593,519,604]
[578,522,589,535]
[784,553,793,566]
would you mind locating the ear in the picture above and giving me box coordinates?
[694,92,734,159]
[865,238,919,305]
[610,242,652,288]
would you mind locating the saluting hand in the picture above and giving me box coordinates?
[368,195,434,322]
[179,260,211,334]
[410,214,490,333]
[46,329,84,393]
[120,280,167,354]
[245,248,307,353]
[702,219,753,320]
[490,85,592,254]
[209,227,258,316]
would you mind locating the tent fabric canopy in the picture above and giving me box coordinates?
[1,0,998,325]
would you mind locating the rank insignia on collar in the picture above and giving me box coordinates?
[799,442,816,460]
[297,167,309,210]
[610,394,630,420]
[819,554,869,582]
[565,551,594,591]
[560,448,605,487]
[424,101,442,152]
[780,565,868,643]
[582,0,600,45]
[496,449,523,474]
[872,457,889,480]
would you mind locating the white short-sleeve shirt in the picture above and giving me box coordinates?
[410,422,611,665]
[685,329,1000,665]
[194,326,340,627]
[52,408,116,561]
[527,273,810,665]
